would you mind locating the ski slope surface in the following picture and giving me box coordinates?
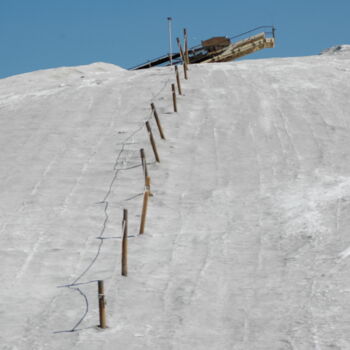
[1,46,350,349]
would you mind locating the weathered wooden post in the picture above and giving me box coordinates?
[183,61,188,80]
[151,103,166,140]
[140,149,153,195]
[140,148,148,180]
[172,84,177,112]
[176,37,185,62]
[184,28,189,65]
[121,209,128,277]
[176,37,188,80]
[145,174,153,197]
[175,66,182,95]
[98,280,107,329]
[139,178,150,234]
[145,121,160,163]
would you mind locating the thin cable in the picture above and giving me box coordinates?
[54,287,90,333]
[61,65,174,327]
[70,202,109,285]
[119,163,143,171]
[70,287,89,331]
[57,72,174,333]
[122,193,144,202]
[229,25,275,41]
[57,280,99,289]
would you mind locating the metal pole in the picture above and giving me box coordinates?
[167,17,173,66]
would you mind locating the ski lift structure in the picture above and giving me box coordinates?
[130,26,276,70]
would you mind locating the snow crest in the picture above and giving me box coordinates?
[320,44,350,56]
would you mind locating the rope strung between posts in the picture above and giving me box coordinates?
[55,71,174,334]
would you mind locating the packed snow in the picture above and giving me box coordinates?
[1,48,350,349]
[320,45,350,58]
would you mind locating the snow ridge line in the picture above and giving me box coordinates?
[55,73,172,333]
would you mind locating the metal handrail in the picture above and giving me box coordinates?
[229,25,275,41]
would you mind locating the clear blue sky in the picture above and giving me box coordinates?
[1,0,349,78]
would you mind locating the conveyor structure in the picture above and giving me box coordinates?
[130,26,276,70]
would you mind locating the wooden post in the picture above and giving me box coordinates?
[183,61,188,80]
[176,37,185,63]
[139,184,150,235]
[121,209,128,277]
[172,84,177,112]
[145,121,160,163]
[140,149,152,196]
[175,66,182,95]
[176,37,188,80]
[151,103,165,140]
[184,28,189,65]
[140,148,148,181]
[98,280,107,329]
[146,175,153,197]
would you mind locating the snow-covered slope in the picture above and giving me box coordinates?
[1,50,350,350]
[320,44,350,58]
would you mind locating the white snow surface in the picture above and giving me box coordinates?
[1,51,350,349]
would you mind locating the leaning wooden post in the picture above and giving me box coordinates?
[121,209,128,277]
[184,28,189,65]
[172,84,177,112]
[151,103,166,140]
[176,37,185,62]
[139,179,150,234]
[145,121,160,163]
[98,280,107,329]
[140,148,148,181]
[175,66,182,95]
[176,37,188,80]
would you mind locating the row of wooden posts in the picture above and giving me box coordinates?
[97,41,189,329]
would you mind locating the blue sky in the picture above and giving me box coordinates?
[1,0,349,78]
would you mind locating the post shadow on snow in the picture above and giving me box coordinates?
[96,234,137,240]
[53,326,97,334]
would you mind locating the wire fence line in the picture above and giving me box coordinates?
[55,71,174,333]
